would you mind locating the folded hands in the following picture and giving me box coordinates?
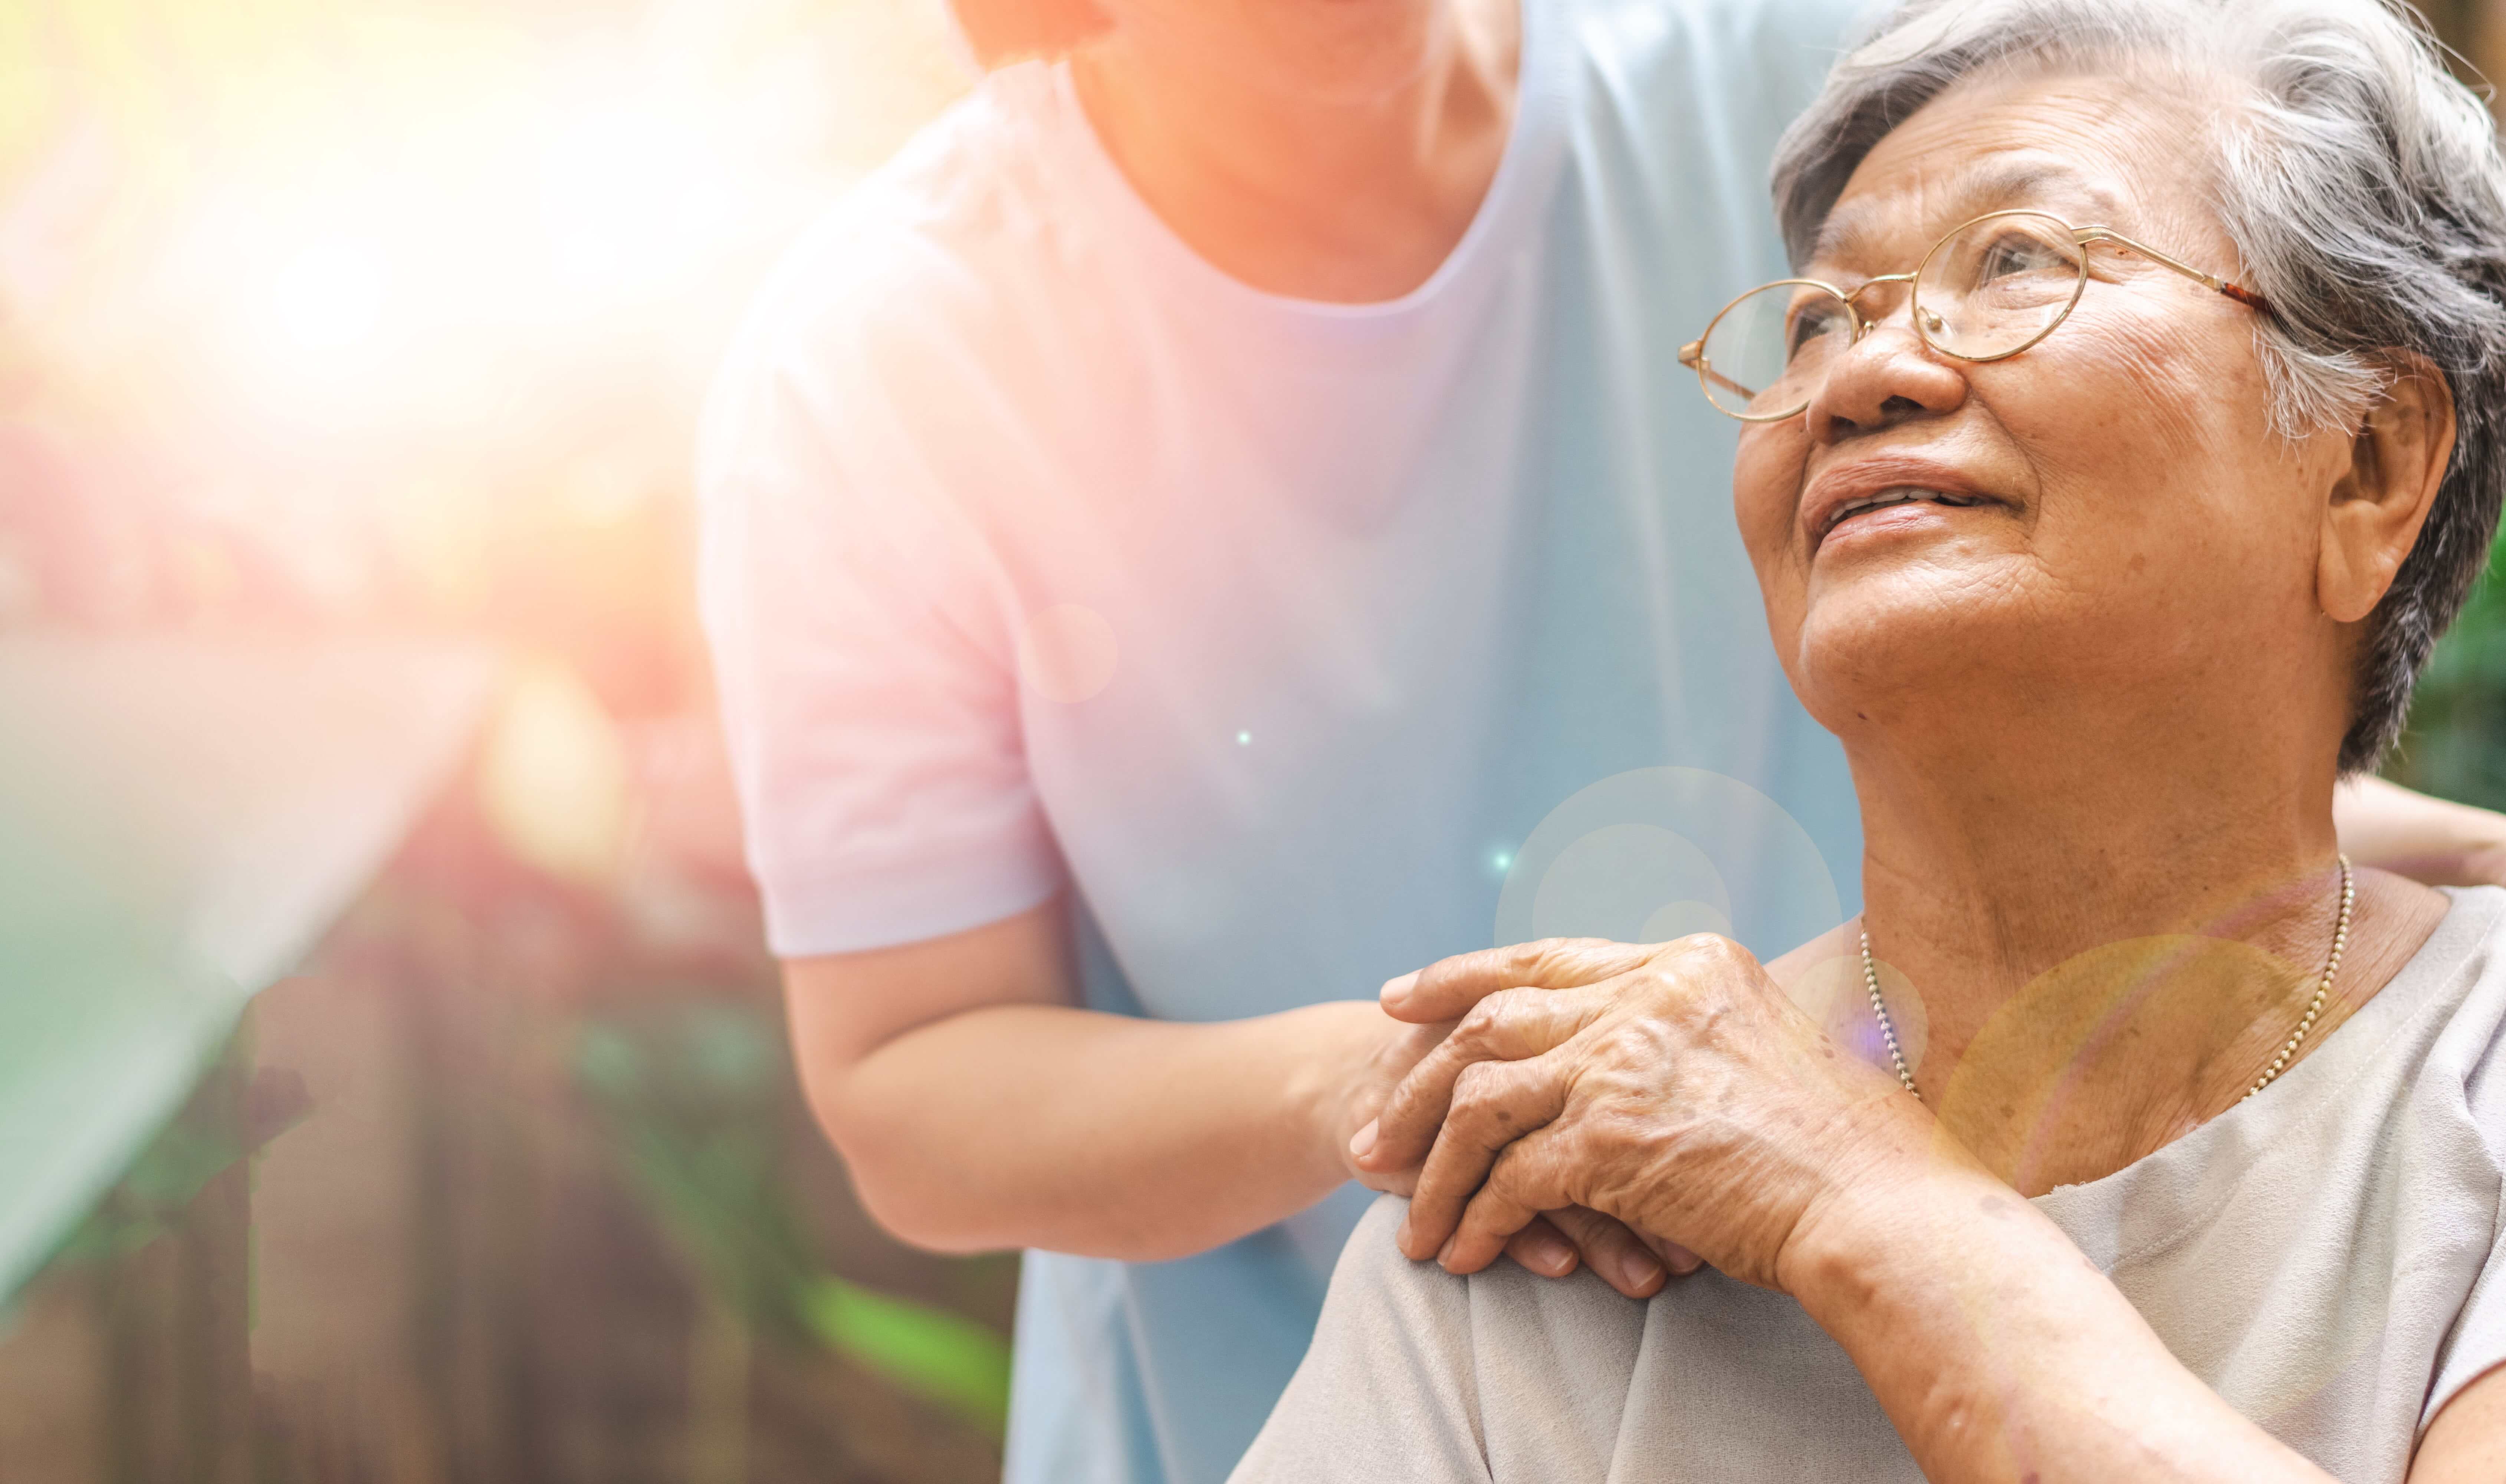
[1346,934,1952,1296]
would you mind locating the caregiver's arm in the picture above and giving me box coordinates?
[784,899,1395,1260]
[786,900,1660,1287]
[2336,776,2506,888]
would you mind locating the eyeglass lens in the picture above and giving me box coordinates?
[1693,212,2088,419]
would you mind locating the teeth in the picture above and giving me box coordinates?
[1825,486,1975,535]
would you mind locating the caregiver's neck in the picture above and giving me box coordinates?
[1844,686,2448,1193]
[1068,0,1518,303]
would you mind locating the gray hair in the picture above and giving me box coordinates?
[1772,0,2506,771]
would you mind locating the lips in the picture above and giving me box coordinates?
[1818,486,1985,541]
[1800,459,2006,552]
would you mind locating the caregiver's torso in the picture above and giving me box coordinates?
[1236,888,2506,1484]
[914,0,1872,1025]
[711,0,1871,1476]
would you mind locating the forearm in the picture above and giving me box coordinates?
[825,998,1387,1260]
[2336,776,2506,887]
[1787,1172,2332,1484]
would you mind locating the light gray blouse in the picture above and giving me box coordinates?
[1233,887,2506,1484]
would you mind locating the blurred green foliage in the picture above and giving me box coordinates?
[2388,532,2506,809]
[47,1028,307,1270]
[574,1000,1014,1436]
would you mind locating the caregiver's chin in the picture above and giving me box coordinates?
[1733,66,2461,1157]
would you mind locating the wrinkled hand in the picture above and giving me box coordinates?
[1337,971,1691,1299]
[1351,935,1943,1292]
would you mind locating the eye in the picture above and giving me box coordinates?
[1973,229,2070,282]
[1785,297,1851,362]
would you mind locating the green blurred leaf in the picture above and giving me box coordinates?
[2391,533,2506,809]
[796,1274,1012,1433]
[50,1045,309,1267]
[572,1000,1012,1436]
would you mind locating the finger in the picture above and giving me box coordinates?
[1442,1128,1579,1277]
[1360,986,1606,1172]
[1397,1057,1568,1262]
[1347,1020,1455,1137]
[1350,1159,1416,1198]
[1542,1205,1667,1299]
[1383,939,1657,1024]
[1650,1234,1705,1277]
[1501,1215,1579,1279]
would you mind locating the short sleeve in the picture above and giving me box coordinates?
[1229,1196,1499,1484]
[1230,1196,1649,1483]
[696,244,1062,958]
[2422,1015,2506,1434]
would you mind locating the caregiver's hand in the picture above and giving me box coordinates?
[1355,934,1955,1291]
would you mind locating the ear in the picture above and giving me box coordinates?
[2318,355,2456,624]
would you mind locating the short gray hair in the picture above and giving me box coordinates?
[1771,0,2506,771]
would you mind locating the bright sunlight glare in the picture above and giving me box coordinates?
[273,237,391,355]
[140,46,819,439]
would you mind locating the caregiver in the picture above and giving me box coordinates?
[694,0,2506,1480]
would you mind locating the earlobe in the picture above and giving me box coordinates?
[2317,361,2456,625]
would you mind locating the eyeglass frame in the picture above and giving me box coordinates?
[1676,208,2277,422]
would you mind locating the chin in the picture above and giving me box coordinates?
[1783,567,2032,733]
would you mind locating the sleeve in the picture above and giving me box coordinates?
[1229,1196,1649,1484]
[695,262,1063,958]
[1228,1196,1500,1484]
[2427,1225,2506,1438]
[2421,928,2506,1434]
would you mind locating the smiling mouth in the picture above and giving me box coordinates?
[1818,486,1989,544]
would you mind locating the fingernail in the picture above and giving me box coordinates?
[1347,1120,1379,1160]
[1524,1232,1574,1275]
[1619,1252,1665,1296]
[1396,1215,1414,1251]
[1380,971,1420,1008]
[1437,1232,1458,1267]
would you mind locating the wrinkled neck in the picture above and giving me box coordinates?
[1850,699,2340,1015]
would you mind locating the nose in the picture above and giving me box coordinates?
[1805,298,1969,444]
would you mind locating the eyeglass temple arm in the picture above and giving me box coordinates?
[1678,342,1763,402]
[2076,228,2275,317]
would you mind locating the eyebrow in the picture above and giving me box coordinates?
[1810,157,2122,267]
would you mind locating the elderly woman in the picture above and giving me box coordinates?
[1229,0,2506,1480]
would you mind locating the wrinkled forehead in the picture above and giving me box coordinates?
[1804,70,2223,275]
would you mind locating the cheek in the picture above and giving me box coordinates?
[1996,313,2282,568]
[1732,428,1807,569]
[1732,428,1812,633]
[1990,314,2329,667]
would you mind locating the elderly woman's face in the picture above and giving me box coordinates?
[1735,70,2356,736]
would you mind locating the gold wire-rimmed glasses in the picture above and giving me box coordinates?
[1678,209,2276,421]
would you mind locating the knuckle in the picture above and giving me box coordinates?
[1454,997,1508,1045]
[1670,932,1759,973]
[1533,938,1609,980]
[1490,941,1552,982]
[1485,1148,1552,1206]
[1593,1017,1669,1066]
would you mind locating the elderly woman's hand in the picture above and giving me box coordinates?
[1336,987,1688,1298]
[1353,934,1954,1291]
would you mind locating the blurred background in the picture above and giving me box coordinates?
[1,1,2503,1481]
